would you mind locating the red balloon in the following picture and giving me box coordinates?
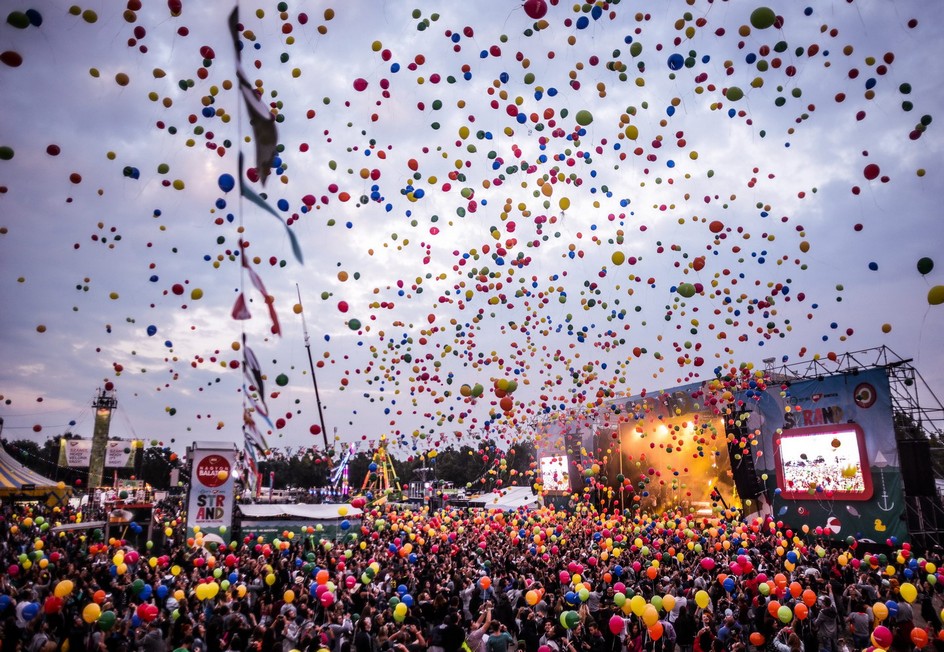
[523,0,548,19]
[864,163,880,180]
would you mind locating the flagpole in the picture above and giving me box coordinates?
[296,284,330,452]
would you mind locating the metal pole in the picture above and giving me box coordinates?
[296,284,330,452]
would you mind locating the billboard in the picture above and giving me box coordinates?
[742,367,906,543]
[58,438,140,468]
[186,442,238,545]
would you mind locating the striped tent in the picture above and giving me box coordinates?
[0,444,70,505]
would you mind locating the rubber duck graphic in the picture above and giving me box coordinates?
[874,518,887,532]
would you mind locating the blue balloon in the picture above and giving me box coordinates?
[140,585,153,600]
[22,602,39,621]
[401,594,414,608]
[0,595,10,612]
[340,520,350,530]
[397,584,408,596]
[156,585,169,599]
[885,600,898,617]
[218,173,235,193]
[723,577,735,592]
[667,53,685,70]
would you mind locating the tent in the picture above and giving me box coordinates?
[0,445,71,506]
[469,485,541,511]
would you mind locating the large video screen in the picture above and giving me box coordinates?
[540,455,570,493]
[775,423,872,500]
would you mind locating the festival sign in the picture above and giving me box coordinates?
[185,442,237,545]
[742,367,906,543]
[58,439,140,468]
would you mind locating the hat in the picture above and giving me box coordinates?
[295,575,304,584]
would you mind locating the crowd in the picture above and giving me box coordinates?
[1,495,943,652]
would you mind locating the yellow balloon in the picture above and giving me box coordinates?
[631,594,647,616]
[900,582,917,603]
[54,580,74,598]
[695,590,710,609]
[83,603,102,624]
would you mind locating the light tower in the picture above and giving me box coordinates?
[87,388,118,488]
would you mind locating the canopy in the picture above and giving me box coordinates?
[0,445,71,505]
[469,485,541,511]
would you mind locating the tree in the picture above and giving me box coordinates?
[139,446,182,490]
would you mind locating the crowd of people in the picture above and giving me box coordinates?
[1,494,943,652]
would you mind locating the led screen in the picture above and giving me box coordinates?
[775,423,872,500]
[540,455,570,493]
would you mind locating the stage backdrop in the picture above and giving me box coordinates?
[741,367,906,543]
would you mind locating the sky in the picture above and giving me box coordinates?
[1,0,943,462]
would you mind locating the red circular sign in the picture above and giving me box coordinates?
[195,454,231,488]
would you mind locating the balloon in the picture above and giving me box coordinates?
[575,110,593,126]
[83,602,102,624]
[393,602,408,622]
[873,601,888,621]
[609,614,624,635]
[794,603,808,620]
[218,173,235,193]
[928,286,944,306]
[694,590,709,609]
[917,257,934,275]
[648,622,664,641]
[523,0,548,20]
[643,604,659,627]
[98,610,117,631]
[54,580,74,598]
[526,590,539,606]
[900,582,917,603]
[872,625,893,649]
[911,627,929,648]
[778,605,793,624]
[750,7,777,30]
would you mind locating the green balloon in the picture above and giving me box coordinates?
[750,7,777,30]
[98,610,117,631]
[726,86,744,102]
[575,110,594,126]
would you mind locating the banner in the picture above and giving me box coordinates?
[58,439,140,468]
[186,443,237,544]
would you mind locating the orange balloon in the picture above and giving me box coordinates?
[912,628,929,648]
[794,604,809,620]
[750,633,766,646]
[789,582,802,598]
[799,590,814,607]
[648,623,664,641]
[768,600,782,617]
[774,573,788,589]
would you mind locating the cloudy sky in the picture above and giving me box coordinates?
[1,0,942,460]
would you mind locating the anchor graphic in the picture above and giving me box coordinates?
[873,450,895,512]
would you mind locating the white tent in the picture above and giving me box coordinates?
[469,485,540,511]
